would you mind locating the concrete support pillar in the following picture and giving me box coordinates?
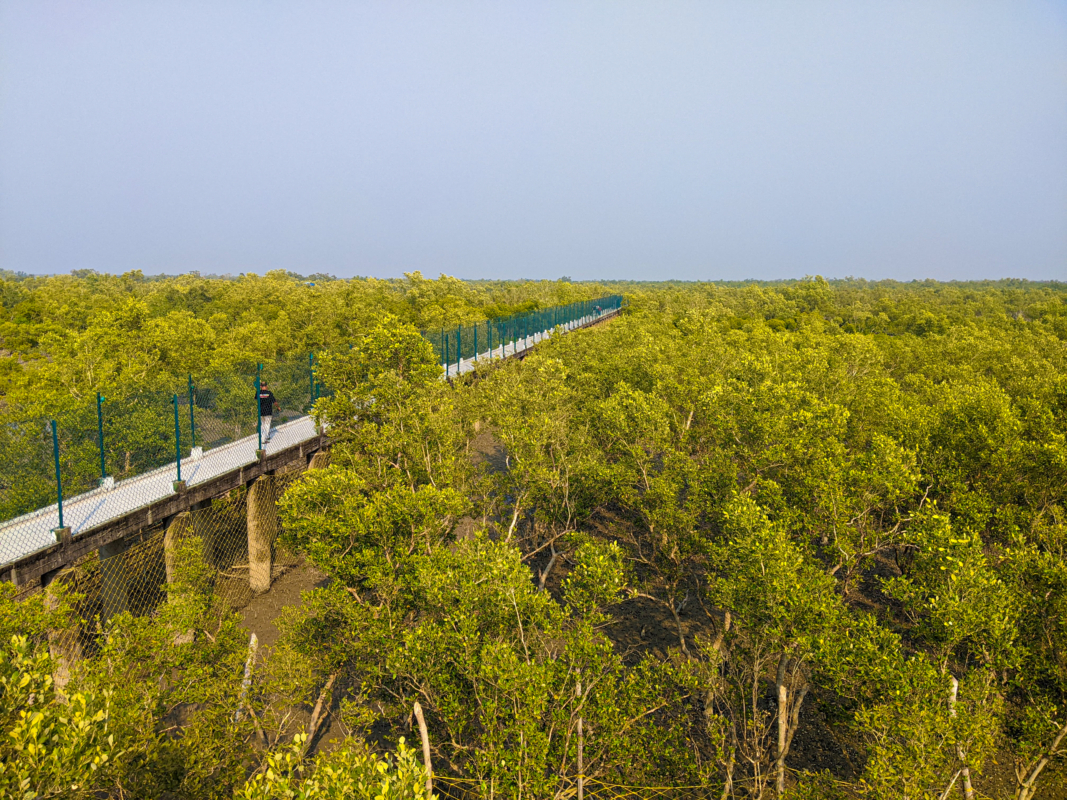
[97,538,130,624]
[308,451,330,470]
[247,476,278,595]
[45,581,80,692]
[163,512,193,596]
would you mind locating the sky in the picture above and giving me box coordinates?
[1,1,1065,282]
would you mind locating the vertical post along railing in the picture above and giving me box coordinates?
[51,419,64,530]
[96,393,106,484]
[255,367,263,452]
[188,375,196,453]
[172,394,182,485]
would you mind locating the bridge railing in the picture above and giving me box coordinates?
[422,295,623,376]
[0,356,322,567]
[0,296,623,566]
[0,359,315,525]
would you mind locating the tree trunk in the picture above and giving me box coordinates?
[711,611,732,652]
[776,654,789,796]
[720,745,735,800]
[948,676,974,800]
[775,655,809,797]
[413,701,434,799]
[1016,717,1067,800]
[539,543,560,590]
[670,598,688,654]
[577,679,584,800]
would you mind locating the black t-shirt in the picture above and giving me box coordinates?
[258,389,277,415]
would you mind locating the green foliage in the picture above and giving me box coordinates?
[279,468,467,588]
[709,496,838,653]
[885,509,1018,670]
[0,582,73,645]
[3,275,1067,797]
[562,540,628,618]
[856,658,1001,800]
[240,735,433,800]
[0,635,119,799]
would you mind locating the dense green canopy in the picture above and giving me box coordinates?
[1,273,1065,799]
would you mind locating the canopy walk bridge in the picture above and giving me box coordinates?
[0,299,621,599]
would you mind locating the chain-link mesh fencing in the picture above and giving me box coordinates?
[435,776,718,799]
[423,296,623,376]
[0,356,321,568]
[20,460,308,677]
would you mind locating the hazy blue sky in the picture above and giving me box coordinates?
[1,1,1065,281]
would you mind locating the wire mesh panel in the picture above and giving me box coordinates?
[26,458,313,675]
[434,776,716,800]
[420,295,624,374]
[0,415,58,525]
[192,371,258,452]
[101,390,182,482]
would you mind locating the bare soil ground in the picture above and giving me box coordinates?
[233,559,349,753]
[237,558,328,650]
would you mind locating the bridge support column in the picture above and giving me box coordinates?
[97,538,130,623]
[163,512,193,596]
[45,580,80,691]
[248,476,277,595]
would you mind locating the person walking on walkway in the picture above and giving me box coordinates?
[258,381,279,443]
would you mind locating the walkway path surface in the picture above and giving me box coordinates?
[0,311,610,569]
[0,415,317,567]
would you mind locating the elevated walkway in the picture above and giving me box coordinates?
[0,307,618,591]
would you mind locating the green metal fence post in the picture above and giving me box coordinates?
[474,323,478,362]
[188,375,196,450]
[457,325,462,373]
[255,372,263,451]
[309,352,315,408]
[444,334,450,377]
[51,419,64,529]
[173,394,182,484]
[96,392,106,482]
